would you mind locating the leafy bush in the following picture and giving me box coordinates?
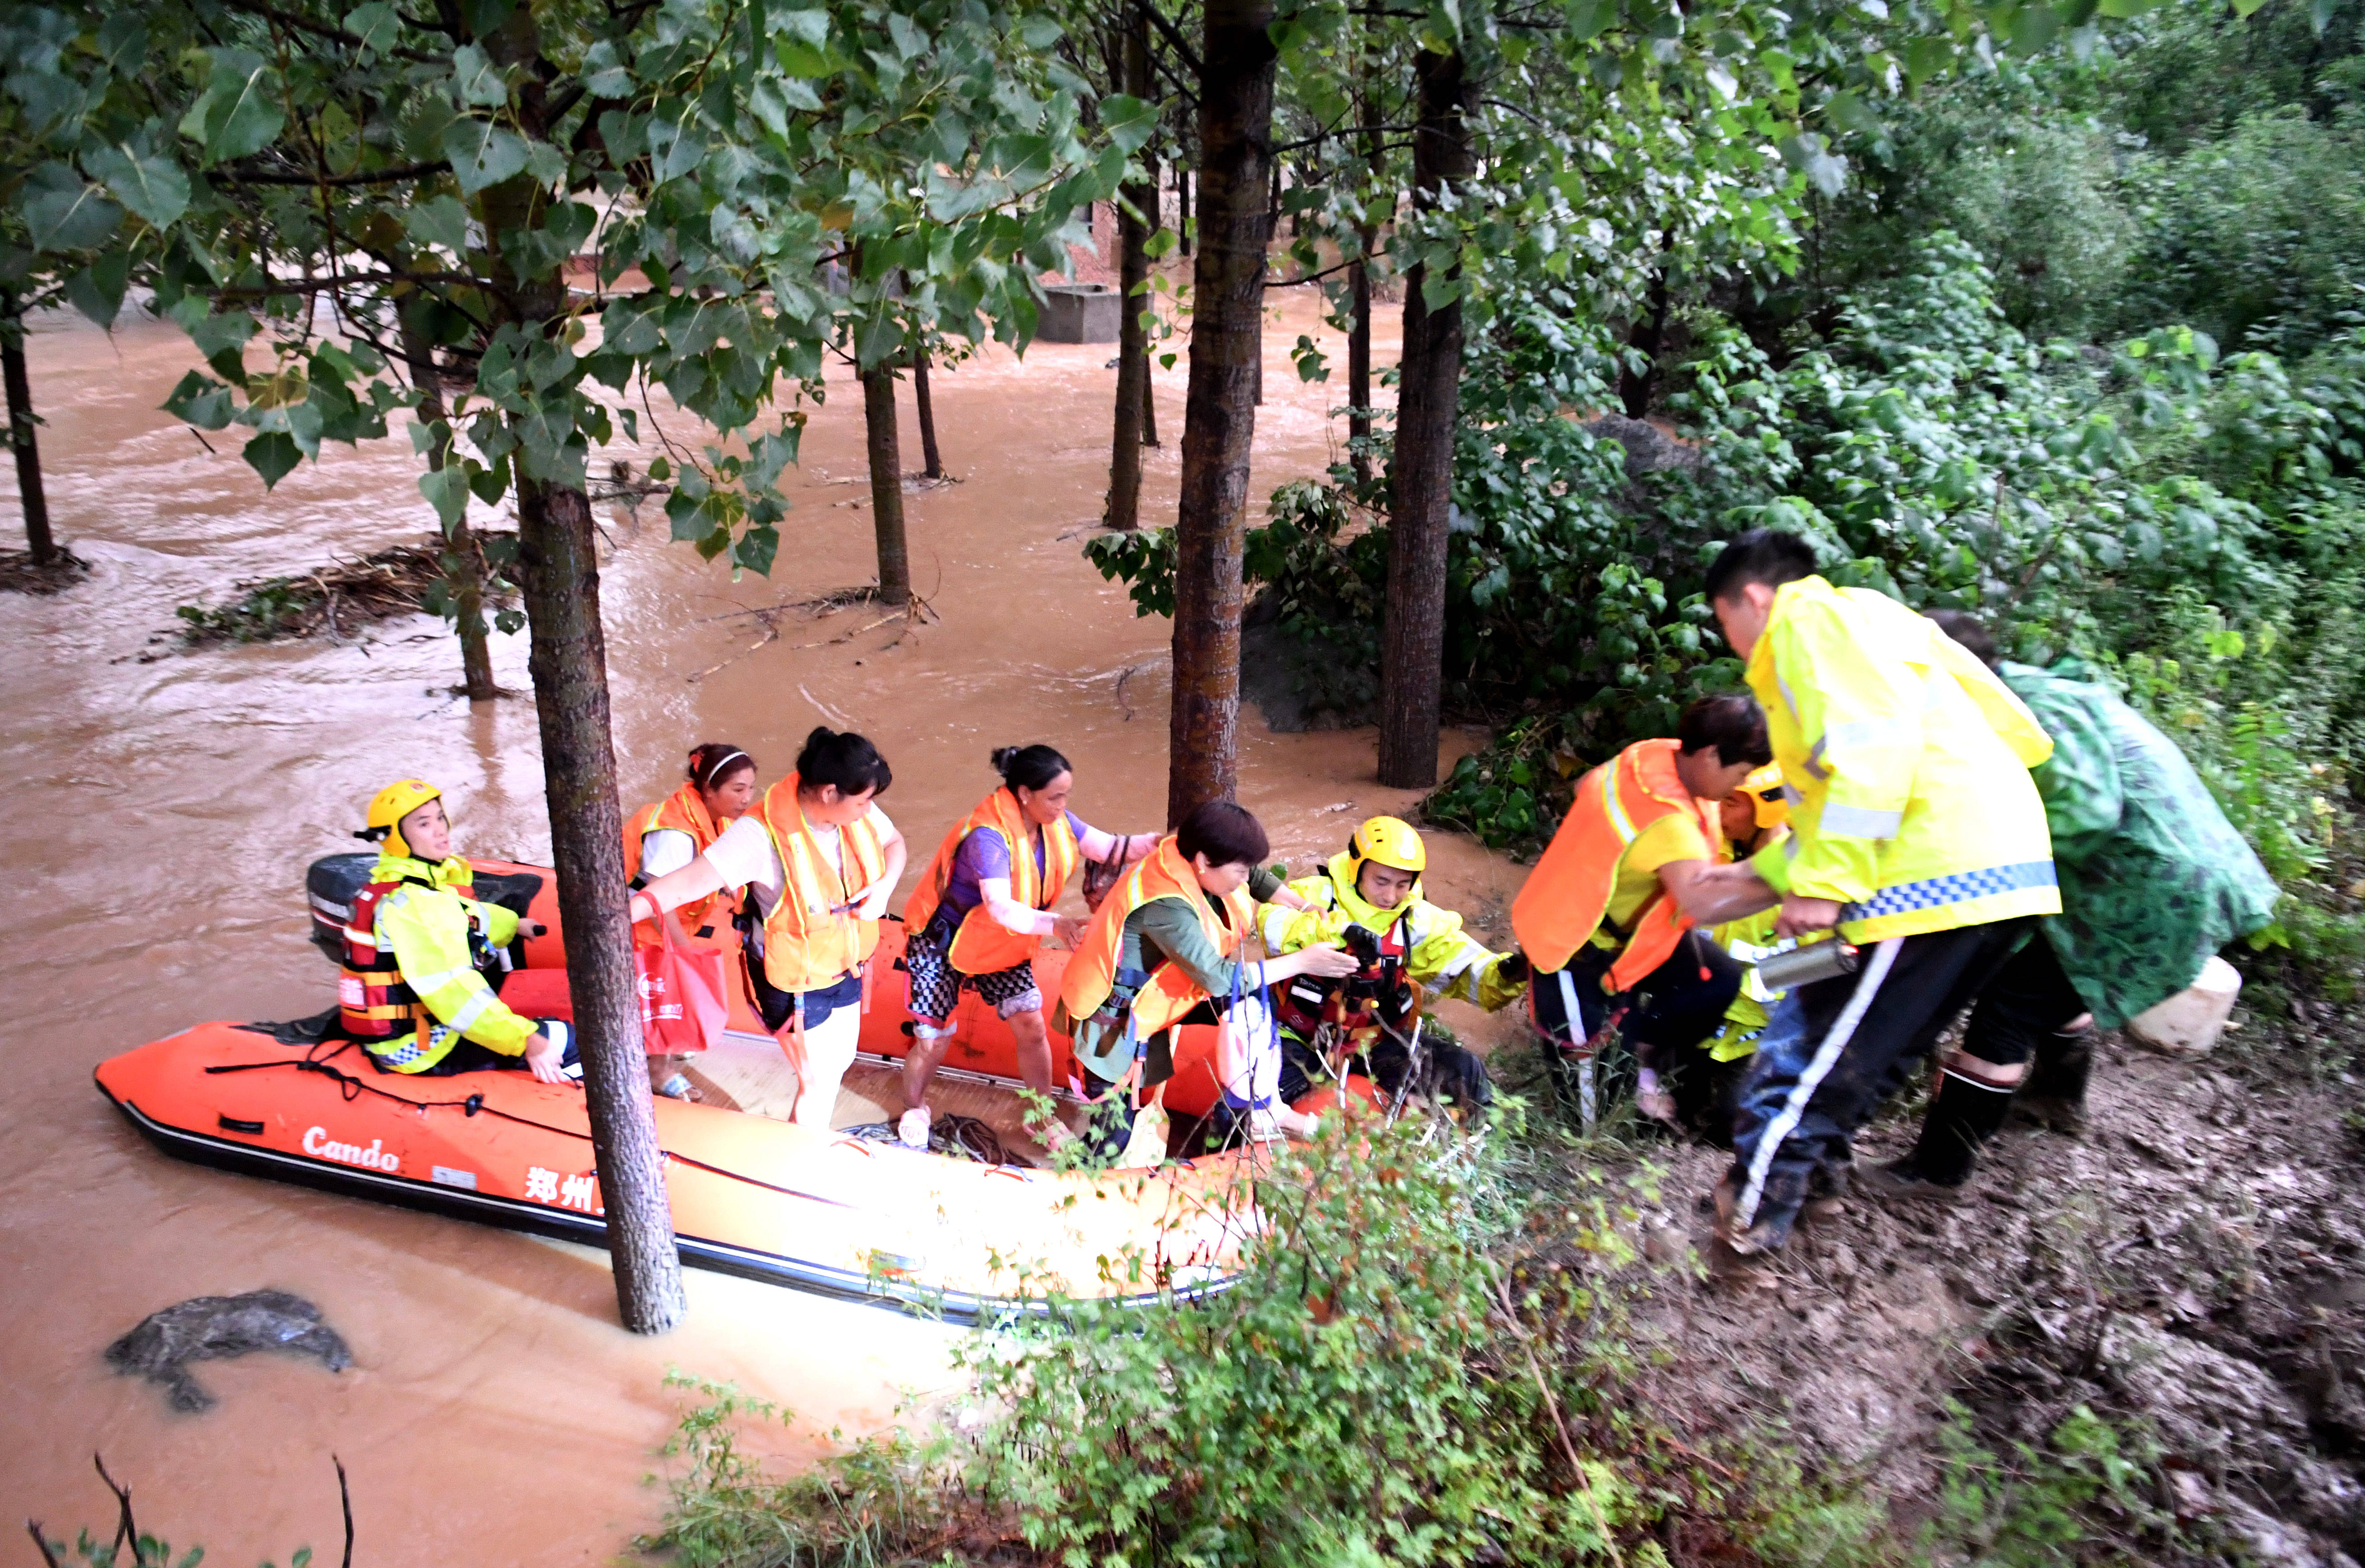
[648,1117,1905,1568]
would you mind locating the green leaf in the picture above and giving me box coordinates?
[773,33,831,76]
[1903,35,1954,86]
[451,43,508,107]
[405,194,471,258]
[163,370,237,429]
[242,431,303,489]
[441,119,529,194]
[1017,14,1062,48]
[85,141,191,230]
[419,465,470,529]
[179,47,286,164]
[733,522,779,575]
[64,250,130,324]
[343,2,401,55]
[19,163,123,253]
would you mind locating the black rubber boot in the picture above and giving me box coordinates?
[1881,1072,2018,1194]
[2012,1030,2094,1135]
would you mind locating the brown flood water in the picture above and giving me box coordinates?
[0,290,1521,1562]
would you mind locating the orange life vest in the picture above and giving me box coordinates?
[904,788,1081,975]
[625,783,731,934]
[338,859,475,1041]
[745,774,887,994]
[1061,834,1257,1041]
[1510,738,1717,990]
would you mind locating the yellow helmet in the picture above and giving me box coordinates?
[360,778,443,859]
[1741,764,1788,831]
[1348,815,1426,875]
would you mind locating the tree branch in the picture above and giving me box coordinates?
[1139,0,1202,79]
[219,0,448,62]
[218,159,452,187]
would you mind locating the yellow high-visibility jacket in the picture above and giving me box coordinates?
[371,854,537,1063]
[1746,576,2060,943]
[1262,854,1529,1014]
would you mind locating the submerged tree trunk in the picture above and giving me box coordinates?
[2,297,56,566]
[912,354,943,480]
[514,474,687,1334]
[1106,2,1154,530]
[1376,48,1473,791]
[402,317,496,701]
[1167,0,1277,822]
[863,366,912,602]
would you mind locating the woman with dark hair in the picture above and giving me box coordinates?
[624,742,759,1099]
[1055,801,1355,1158]
[630,728,908,1126]
[897,744,1160,1150]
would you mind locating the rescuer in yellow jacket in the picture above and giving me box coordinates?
[1699,530,2060,1265]
[339,779,572,1080]
[1260,816,1530,1115]
[1509,694,1780,1124]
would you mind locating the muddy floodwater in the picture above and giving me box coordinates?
[0,292,1520,1563]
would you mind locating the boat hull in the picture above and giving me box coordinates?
[95,1023,1257,1324]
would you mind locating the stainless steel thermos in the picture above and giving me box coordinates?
[1751,940,1861,991]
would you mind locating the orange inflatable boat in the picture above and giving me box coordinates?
[93,856,1287,1322]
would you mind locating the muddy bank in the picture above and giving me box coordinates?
[0,290,1481,1565]
[1586,1024,2365,1563]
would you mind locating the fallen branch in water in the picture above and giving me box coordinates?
[170,533,517,649]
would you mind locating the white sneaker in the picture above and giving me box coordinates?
[897,1108,931,1149]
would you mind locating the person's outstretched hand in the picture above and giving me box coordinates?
[1052,915,1088,948]
[1776,894,1845,939]
[523,1026,571,1085]
[1295,943,1359,980]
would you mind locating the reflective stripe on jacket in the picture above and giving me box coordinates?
[745,774,886,994]
[1746,576,2060,942]
[903,787,1079,975]
[625,784,730,932]
[347,853,531,1070]
[1060,834,1257,1067]
[1511,738,1717,989]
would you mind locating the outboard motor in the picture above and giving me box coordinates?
[305,854,546,967]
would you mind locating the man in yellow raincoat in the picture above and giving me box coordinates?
[1699,530,2059,1263]
[1261,816,1529,1112]
[339,779,573,1080]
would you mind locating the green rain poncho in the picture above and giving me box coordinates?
[1996,659,2281,1028]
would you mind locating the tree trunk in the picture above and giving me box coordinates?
[1106,0,1154,531]
[1,297,57,566]
[1619,240,1674,419]
[1141,133,1162,450]
[474,5,682,1332]
[1178,163,1192,256]
[402,316,497,700]
[514,475,687,1333]
[912,353,943,480]
[1375,48,1473,791]
[863,366,911,602]
[1349,53,1385,492]
[1166,0,1277,823]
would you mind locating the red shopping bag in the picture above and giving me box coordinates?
[635,911,729,1055]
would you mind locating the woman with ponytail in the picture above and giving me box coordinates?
[625,743,759,1099]
[897,744,1159,1150]
[631,728,908,1127]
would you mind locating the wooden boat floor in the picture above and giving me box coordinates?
[679,1035,1078,1162]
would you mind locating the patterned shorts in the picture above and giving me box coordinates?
[904,928,1042,1024]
